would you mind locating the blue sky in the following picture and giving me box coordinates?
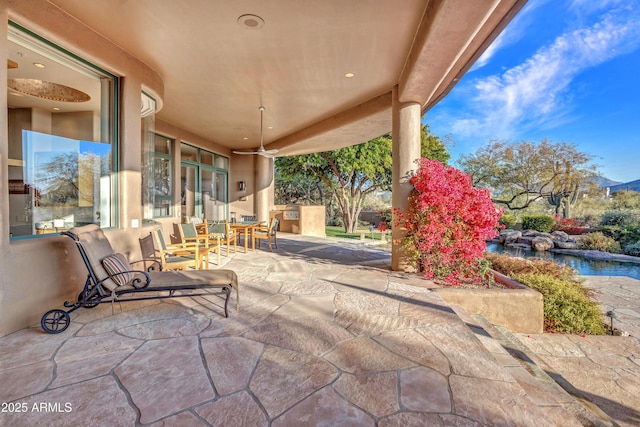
[426,0,640,184]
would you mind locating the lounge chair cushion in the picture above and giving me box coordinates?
[70,224,120,291]
[102,253,134,286]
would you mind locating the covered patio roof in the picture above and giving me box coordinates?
[40,0,526,156]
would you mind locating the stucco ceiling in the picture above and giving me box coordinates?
[41,0,526,156]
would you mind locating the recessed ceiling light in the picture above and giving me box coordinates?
[267,126,273,129]
[344,72,355,78]
[238,14,265,30]
[52,107,61,111]
[243,137,249,140]
[33,62,45,68]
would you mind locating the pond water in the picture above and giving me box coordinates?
[486,242,640,280]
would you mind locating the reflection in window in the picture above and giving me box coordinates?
[21,131,112,233]
[141,95,173,221]
[151,134,173,218]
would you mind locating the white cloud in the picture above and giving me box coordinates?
[452,5,640,141]
[472,0,550,71]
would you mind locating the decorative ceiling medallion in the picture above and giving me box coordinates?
[237,14,265,30]
[7,78,90,102]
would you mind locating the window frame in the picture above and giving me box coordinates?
[7,22,120,240]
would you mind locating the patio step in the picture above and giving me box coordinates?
[447,303,617,427]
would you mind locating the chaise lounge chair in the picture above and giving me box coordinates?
[40,224,238,334]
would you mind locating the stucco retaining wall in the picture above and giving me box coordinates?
[434,273,543,334]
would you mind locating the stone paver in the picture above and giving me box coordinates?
[516,333,640,427]
[2,234,634,426]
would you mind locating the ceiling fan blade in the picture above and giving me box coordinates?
[233,106,278,158]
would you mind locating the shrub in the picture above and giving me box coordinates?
[599,209,640,228]
[522,215,555,233]
[487,253,606,334]
[485,253,577,282]
[597,225,623,241]
[598,224,640,248]
[512,273,606,334]
[396,158,502,286]
[553,217,589,235]
[578,232,621,253]
[499,214,517,229]
[379,208,392,224]
[623,241,640,257]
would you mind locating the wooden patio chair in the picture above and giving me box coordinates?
[253,217,279,251]
[205,219,237,256]
[178,222,221,267]
[147,230,199,271]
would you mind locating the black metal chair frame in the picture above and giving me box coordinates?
[40,226,236,334]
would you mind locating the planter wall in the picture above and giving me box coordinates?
[434,271,543,334]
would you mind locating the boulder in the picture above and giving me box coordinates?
[522,230,547,238]
[531,236,554,251]
[516,236,536,245]
[551,231,569,242]
[554,240,578,250]
[499,230,521,245]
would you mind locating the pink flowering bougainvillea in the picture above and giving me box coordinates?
[395,158,503,286]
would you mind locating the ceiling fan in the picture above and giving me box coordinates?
[233,106,279,158]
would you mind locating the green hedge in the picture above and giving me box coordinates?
[487,253,606,334]
[521,215,555,233]
[499,214,517,229]
[513,272,606,334]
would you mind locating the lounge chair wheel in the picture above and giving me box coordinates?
[41,309,71,334]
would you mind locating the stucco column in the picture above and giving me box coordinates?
[392,85,421,271]
[255,155,274,223]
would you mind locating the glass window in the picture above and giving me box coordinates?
[201,151,214,166]
[7,24,117,238]
[141,93,173,220]
[154,136,170,154]
[179,144,228,222]
[181,143,198,162]
[151,135,173,218]
[215,155,229,170]
[141,93,156,222]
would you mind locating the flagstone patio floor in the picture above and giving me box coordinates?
[1,233,639,426]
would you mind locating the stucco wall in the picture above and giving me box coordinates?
[434,287,544,334]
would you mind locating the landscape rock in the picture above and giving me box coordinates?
[531,236,554,251]
[554,240,578,250]
[516,236,536,245]
[551,231,569,242]
[499,230,521,245]
[522,230,547,238]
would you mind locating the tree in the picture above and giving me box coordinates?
[275,124,450,233]
[421,123,451,164]
[276,134,393,233]
[458,139,598,218]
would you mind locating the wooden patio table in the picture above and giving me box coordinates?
[230,222,259,253]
